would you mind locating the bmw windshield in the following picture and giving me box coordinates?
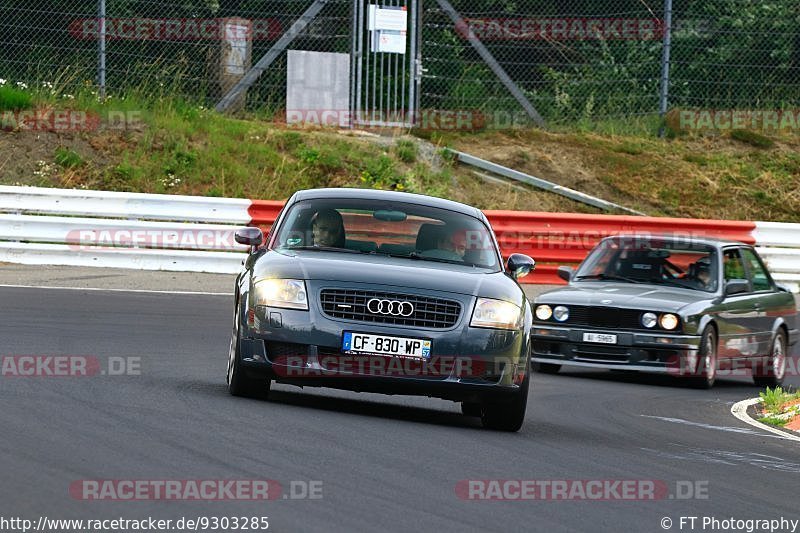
[272,198,502,270]
[574,236,720,292]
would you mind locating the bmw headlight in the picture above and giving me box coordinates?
[535,304,553,321]
[253,279,308,310]
[553,305,569,322]
[642,312,658,328]
[471,298,522,330]
[659,313,679,330]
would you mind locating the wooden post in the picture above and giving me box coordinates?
[219,18,253,113]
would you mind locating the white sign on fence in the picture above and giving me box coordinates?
[367,5,408,54]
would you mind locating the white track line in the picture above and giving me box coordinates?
[731,397,800,443]
[0,283,231,296]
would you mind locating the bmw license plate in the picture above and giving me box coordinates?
[583,332,618,344]
[342,332,431,359]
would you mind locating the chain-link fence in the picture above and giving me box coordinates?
[1,0,799,130]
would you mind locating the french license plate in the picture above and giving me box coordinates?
[583,332,618,344]
[342,332,431,359]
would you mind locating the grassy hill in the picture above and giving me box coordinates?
[1,86,798,221]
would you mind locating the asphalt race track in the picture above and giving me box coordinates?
[1,284,799,532]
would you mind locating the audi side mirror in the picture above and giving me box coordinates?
[235,227,263,249]
[507,254,535,280]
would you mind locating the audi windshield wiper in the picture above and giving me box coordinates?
[574,273,644,284]
[379,251,477,266]
[284,246,364,254]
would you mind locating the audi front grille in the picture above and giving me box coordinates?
[319,289,461,329]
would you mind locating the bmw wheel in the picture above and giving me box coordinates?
[753,331,786,388]
[690,327,717,389]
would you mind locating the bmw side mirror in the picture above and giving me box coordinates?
[235,227,263,250]
[507,253,535,280]
[724,279,749,296]
[776,282,792,293]
[557,266,575,282]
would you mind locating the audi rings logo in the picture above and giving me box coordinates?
[367,299,414,317]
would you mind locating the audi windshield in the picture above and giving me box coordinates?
[272,198,502,270]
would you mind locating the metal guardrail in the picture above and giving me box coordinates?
[0,186,797,291]
[446,150,645,215]
[0,186,251,274]
[0,186,251,224]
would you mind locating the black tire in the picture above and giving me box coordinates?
[480,360,530,432]
[689,327,717,389]
[753,331,787,388]
[532,362,561,374]
[461,402,482,417]
[227,302,271,399]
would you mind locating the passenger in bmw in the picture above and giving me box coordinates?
[687,257,713,290]
[311,208,346,248]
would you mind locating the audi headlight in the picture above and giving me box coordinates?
[553,305,569,322]
[253,279,308,310]
[535,304,553,321]
[659,313,679,330]
[642,312,658,328]
[471,298,522,330]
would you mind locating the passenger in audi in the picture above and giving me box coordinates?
[440,228,467,259]
[311,208,346,248]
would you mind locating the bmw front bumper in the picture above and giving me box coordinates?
[531,324,702,373]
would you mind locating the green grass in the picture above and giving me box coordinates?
[756,387,800,428]
[0,85,33,111]
[759,387,800,414]
[730,129,776,149]
[758,415,789,427]
[54,147,84,169]
[760,387,788,413]
[394,139,418,163]
[21,91,454,198]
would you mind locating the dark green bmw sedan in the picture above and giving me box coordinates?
[226,188,536,431]
[531,234,798,388]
